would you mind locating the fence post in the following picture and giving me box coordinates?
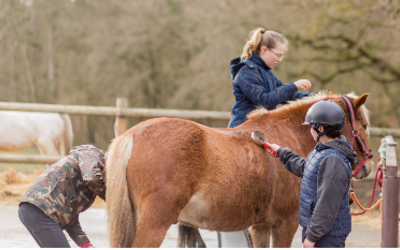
[114,98,128,137]
[381,135,398,248]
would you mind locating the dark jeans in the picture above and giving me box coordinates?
[18,202,71,248]
[302,227,347,248]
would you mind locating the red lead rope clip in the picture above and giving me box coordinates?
[263,142,277,158]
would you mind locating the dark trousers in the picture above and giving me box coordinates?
[302,227,347,248]
[18,202,71,248]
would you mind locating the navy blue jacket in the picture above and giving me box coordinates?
[299,146,352,238]
[228,53,310,128]
[277,136,357,243]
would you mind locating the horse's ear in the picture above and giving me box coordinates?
[354,93,369,109]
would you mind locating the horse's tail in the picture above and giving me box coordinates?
[60,114,74,156]
[106,134,135,248]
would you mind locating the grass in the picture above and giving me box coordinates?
[0,146,46,173]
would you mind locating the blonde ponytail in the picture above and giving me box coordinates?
[241,28,289,61]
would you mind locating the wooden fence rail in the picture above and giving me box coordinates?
[0,101,231,121]
[0,100,399,137]
[369,127,400,138]
[0,155,61,164]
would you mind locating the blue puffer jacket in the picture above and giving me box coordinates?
[228,53,310,128]
[299,144,352,237]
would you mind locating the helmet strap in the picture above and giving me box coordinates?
[313,125,330,142]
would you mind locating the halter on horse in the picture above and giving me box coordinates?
[342,96,373,178]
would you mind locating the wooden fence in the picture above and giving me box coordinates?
[0,98,399,167]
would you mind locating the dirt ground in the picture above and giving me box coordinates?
[0,168,392,247]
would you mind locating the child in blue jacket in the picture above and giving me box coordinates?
[252,100,357,248]
[229,28,312,128]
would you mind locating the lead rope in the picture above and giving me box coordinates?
[351,157,384,215]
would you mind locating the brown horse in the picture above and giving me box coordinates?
[106,92,373,248]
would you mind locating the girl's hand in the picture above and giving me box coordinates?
[294,79,312,91]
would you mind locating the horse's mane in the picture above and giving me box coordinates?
[247,91,329,119]
[247,91,370,130]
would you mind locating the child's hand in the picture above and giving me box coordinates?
[263,143,280,158]
[251,131,280,157]
[303,238,315,248]
[266,143,280,152]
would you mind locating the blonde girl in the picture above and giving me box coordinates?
[228,28,312,128]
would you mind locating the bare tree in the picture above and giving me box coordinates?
[0,0,399,148]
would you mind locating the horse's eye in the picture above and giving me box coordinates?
[363,125,367,130]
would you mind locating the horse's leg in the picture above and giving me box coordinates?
[133,220,171,247]
[177,225,206,248]
[249,223,272,248]
[132,195,184,247]
[59,114,74,156]
[271,216,299,248]
[36,139,59,156]
[195,228,206,248]
[177,224,187,248]
[36,138,60,168]
[186,226,198,248]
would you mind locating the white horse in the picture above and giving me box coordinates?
[0,111,74,157]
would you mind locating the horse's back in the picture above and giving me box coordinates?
[0,111,64,129]
[125,117,208,173]
[123,117,246,174]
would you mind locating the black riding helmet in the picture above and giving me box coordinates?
[302,100,346,142]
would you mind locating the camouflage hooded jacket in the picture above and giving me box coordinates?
[21,145,106,247]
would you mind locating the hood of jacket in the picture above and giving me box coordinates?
[229,53,271,80]
[317,135,358,164]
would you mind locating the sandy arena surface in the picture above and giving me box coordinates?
[0,168,390,248]
[0,204,386,248]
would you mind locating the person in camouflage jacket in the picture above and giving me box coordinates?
[18,145,106,248]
